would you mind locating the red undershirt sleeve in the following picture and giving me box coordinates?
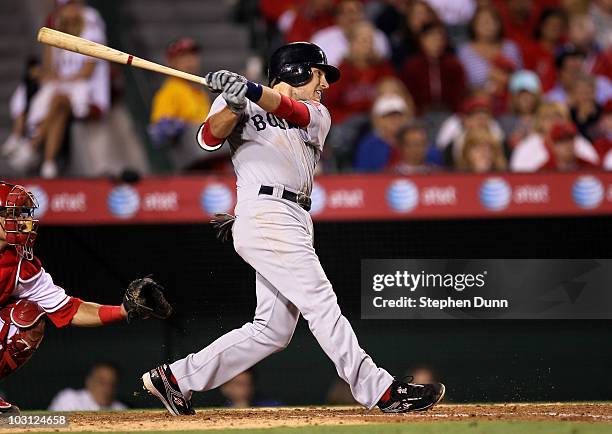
[272,95,311,127]
[197,121,224,151]
[46,297,83,328]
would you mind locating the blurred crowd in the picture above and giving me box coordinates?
[2,0,611,178]
[48,362,127,411]
[1,0,147,180]
[259,0,612,173]
[2,0,109,178]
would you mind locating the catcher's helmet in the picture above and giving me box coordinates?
[268,42,340,87]
[0,182,38,259]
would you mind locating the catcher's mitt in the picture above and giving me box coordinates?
[122,277,173,323]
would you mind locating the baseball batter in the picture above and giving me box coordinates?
[0,182,172,414]
[142,42,444,415]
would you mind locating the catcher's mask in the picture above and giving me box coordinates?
[0,182,39,260]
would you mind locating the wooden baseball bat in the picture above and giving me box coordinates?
[37,27,211,88]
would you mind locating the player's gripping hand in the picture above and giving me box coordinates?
[205,70,241,92]
[205,70,248,114]
[122,276,173,323]
[222,78,248,114]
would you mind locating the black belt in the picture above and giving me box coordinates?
[258,185,312,211]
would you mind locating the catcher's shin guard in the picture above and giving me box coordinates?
[0,300,46,379]
[142,364,195,415]
[0,397,19,415]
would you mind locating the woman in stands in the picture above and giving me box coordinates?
[457,128,507,173]
[13,0,109,178]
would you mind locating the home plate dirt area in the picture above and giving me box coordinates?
[7,403,612,433]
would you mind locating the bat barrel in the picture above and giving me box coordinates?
[37,27,210,88]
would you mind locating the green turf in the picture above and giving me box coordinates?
[21,421,612,434]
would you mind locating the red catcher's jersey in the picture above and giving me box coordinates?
[0,248,42,305]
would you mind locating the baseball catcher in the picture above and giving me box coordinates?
[0,181,172,414]
[142,42,444,415]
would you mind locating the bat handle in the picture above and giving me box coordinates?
[201,76,210,88]
[201,73,222,93]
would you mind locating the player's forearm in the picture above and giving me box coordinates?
[253,86,281,113]
[70,301,127,327]
[246,82,310,127]
[208,107,241,138]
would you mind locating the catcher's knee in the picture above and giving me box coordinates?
[0,300,46,379]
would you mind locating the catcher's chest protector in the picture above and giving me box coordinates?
[0,248,43,305]
[0,300,45,379]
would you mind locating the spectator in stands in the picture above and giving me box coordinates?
[510,102,599,171]
[484,55,516,115]
[49,362,126,411]
[457,128,508,172]
[436,95,504,167]
[18,0,109,178]
[567,14,612,80]
[408,365,438,385]
[46,0,106,34]
[561,0,591,16]
[498,70,542,149]
[220,370,255,407]
[326,76,414,172]
[522,8,568,92]
[220,369,281,407]
[259,0,291,26]
[492,0,557,54]
[388,0,441,68]
[373,0,410,40]
[458,6,523,89]
[390,121,438,174]
[593,99,612,169]
[259,0,303,38]
[538,121,599,171]
[376,77,416,116]
[1,58,41,164]
[149,38,220,172]
[546,47,612,105]
[322,22,395,171]
[324,22,396,123]
[569,74,602,141]
[589,0,612,49]
[401,22,466,116]
[311,0,391,67]
[284,0,335,43]
[425,0,477,27]
[326,377,357,405]
[353,94,410,171]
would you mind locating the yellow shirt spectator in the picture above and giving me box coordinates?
[151,77,211,124]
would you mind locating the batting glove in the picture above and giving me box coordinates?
[205,70,240,92]
[223,79,248,114]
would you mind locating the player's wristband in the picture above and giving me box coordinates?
[99,305,124,324]
[245,81,263,102]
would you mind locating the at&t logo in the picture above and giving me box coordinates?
[108,185,140,219]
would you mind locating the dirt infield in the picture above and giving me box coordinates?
[7,403,612,433]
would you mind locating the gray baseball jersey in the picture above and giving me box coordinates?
[206,95,330,195]
[171,94,393,409]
